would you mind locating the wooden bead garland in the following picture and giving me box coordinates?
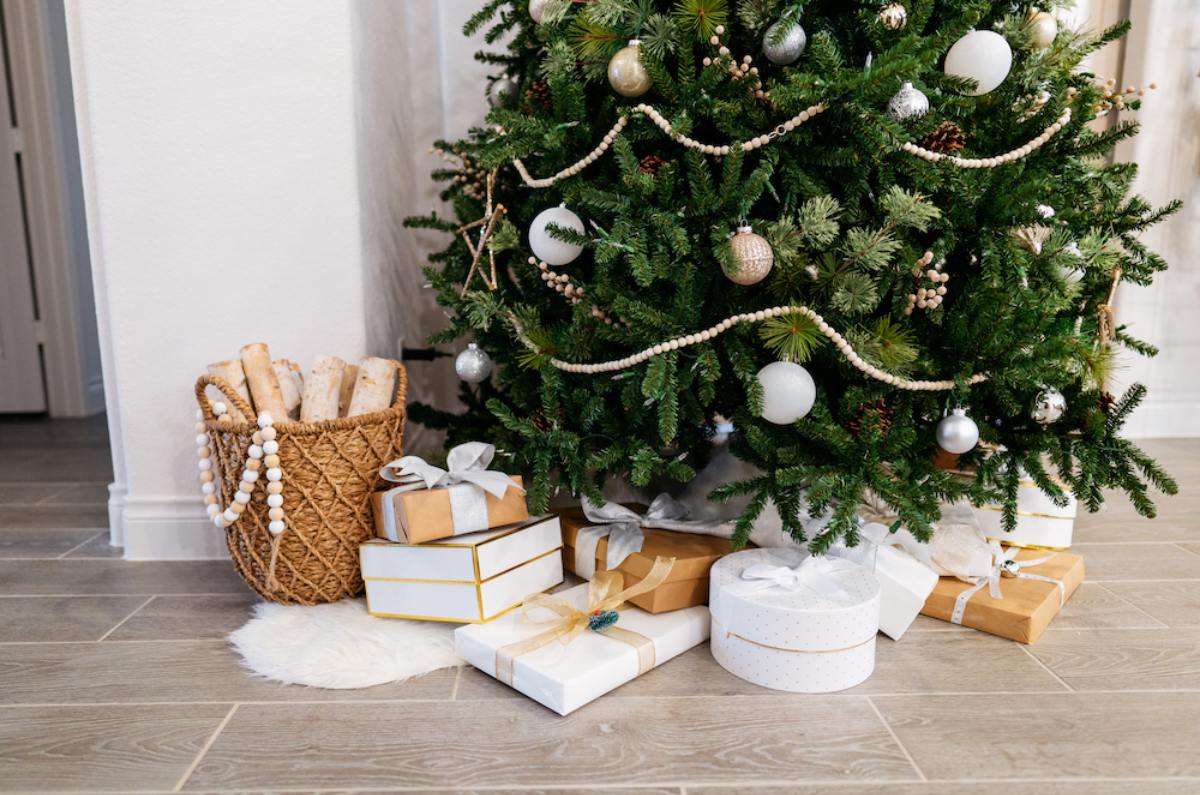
[904,251,950,315]
[530,255,625,327]
[900,108,1071,167]
[197,406,287,535]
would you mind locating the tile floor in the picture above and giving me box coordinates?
[0,415,1197,793]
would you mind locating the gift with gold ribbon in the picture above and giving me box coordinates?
[455,556,711,715]
[709,548,882,693]
[372,442,528,543]
[920,543,1084,644]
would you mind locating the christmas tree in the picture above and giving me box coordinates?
[406,0,1178,549]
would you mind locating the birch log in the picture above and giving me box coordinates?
[239,343,289,421]
[206,359,252,421]
[337,364,359,418]
[347,357,397,416]
[273,359,303,420]
[301,355,345,422]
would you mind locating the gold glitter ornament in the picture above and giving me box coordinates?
[725,226,774,285]
[607,40,653,98]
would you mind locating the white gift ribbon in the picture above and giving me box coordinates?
[729,555,862,607]
[950,541,1065,625]
[856,493,992,579]
[574,494,733,580]
[379,442,524,535]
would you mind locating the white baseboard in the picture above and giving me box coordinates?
[121,495,230,561]
[106,482,126,547]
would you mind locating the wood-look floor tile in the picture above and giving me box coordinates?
[105,594,260,641]
[1102,580,1200,627]
[184,697,917,790]
[904,614,968,632]
[1071,543,1200,581]
[1049,582,1165,629]
[41,483,110,506]
[0,484,63,505]
[1180,542,1200,558]
[0,449,113,483]
[0,640,455,704]
[0,505,109,530]
[0,596,147,642]
[874,692,1200,779]
[62,533,124,559]
[0,415,110,449]
[688,782,1200,794]
[0,703,230,793]
[0,559,248,595]
[0,528,103,558]
[1028,628,1200,690]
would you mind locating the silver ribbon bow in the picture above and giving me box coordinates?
[732,555,861,606]
[950,541,1065,625]
[380,442,523,498]
[574,494,732,580]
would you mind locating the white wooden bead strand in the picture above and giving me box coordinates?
[901,108,1071,167]
[509,306,988,391]
[196,407,288,535]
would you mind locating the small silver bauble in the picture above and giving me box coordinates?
[607,40,653,98]
[1000,559,1022,576]
[455,343,493,384]
[763,20,807,65]
[725,226,774,285]
[879,3,908,31]
[487,74,519,108]
[1031,387,1067,424]
[887,81,930,121]
[1026,11,1058,49]
[936,408,980,455]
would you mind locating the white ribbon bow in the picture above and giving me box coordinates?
[380,442,523,499]
[732,555,862,606]
[950,541,1065,625]
[573,494,732,580]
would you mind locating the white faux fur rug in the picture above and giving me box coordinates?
[228,599,461,689]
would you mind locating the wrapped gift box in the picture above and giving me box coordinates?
[455,581,709,715]
[360,514,562,623]
[559,508,737,613]
[372,474,528,543]
[972,477,1077,550]
[830,538,938,641]
[920,548,1084,643]
[709,548,881,693]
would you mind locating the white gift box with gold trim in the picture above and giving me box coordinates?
[973,480,1077,550]
[709,548,881,693]
[455,582,710,715]
[360,515,563,623]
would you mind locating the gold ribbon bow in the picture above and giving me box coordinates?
[495,556,676,686]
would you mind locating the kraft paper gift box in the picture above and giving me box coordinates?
[920,547,1085,644]
[709,548,882,693]
[374,442,528,543]
[360,515,562,623]
[972,477,1078,550]
[455,565,710,715]
[559,502,738,613]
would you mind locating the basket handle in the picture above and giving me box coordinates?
[391,360,408,410]
[195,374,257,422]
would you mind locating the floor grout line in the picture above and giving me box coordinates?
[866,695,927,782]
[1173,542,1200,559]
[1017,644,1075,691]
[55,531,108,560]
[0,592,248,598]
[96,595,157,642]
[173,702,240,792]
[1093,582,1171,628]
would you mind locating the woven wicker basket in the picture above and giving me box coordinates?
[194,364,407,605]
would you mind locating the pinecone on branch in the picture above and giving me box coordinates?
[919,121,966,153]
[847,399,894,438]
[1098,391,1117,416]
[638,154,667,175]
[525,80,552,112]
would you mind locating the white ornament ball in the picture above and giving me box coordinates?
[1027,11,1058,49]
[757,361,816,425]
[762,20,807,65]
[725,226,774,285]
[944,29,1013,96]
[887,82,930,121]
[879,2,908,31]
[936,408,980,454]
[1031,387,1067,424]
[528,0,548,24]
[607,41,652,98]
[487,74,519,108]
[455,343,494,384]
[529,204,585,266]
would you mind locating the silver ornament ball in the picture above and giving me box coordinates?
[1026,11,1058,49]
[887,81,930,121]
[455,343,493,384]
[936,408,980,455]
[1031,387,1067,424]
[487,74,518,108]
[879,3,908,31]
[763,20,807,66]
[607,40,653,98]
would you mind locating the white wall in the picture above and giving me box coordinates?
[66,0,368,558]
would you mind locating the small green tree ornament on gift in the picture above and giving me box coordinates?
[406,0,1177,549]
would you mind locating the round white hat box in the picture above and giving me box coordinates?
[709,548,881,693]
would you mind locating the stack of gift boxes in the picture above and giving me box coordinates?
[361,444,1086,714]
